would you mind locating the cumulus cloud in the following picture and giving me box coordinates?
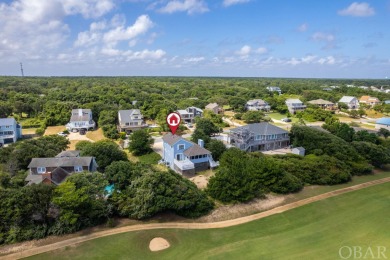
[155,0,209,15]
[338,2,375,17]
[236,45,251,57]
[103,15,154,47]
[223,0,251,7]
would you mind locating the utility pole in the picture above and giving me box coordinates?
[20,62,24,77]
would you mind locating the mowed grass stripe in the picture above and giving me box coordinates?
[27,182,390,260]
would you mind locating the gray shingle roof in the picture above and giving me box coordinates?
[162,133,183,146]
[162,133,212,156]
[28,157,93,168]
[230,123,288,135]
[56,150,80,158]
[70,109,92,122]
[118,109,142,119]
[184,145,211,156]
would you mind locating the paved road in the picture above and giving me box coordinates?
[3,177,390,260]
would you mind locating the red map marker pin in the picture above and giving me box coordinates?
[166,112,181,135]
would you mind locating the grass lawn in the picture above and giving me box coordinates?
[266,112,287,120]
[138,152,162,165]
[28,182,390,260]
[86,128,106,142]
[44,126,65,135]
[365,109,384,119]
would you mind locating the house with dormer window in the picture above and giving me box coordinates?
[118,109,147,133]
[66,109,95,132]
[25,150,98,185]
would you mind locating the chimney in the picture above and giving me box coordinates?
[198,139,204,148]
[78,109,82,116]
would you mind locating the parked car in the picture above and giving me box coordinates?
[281,118,292,122]
[187,123,193,128]
[57,132,68,137]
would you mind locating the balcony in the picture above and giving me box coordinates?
[174,159,194,170]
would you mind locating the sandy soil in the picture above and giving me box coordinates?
[197,194,285,222]
[44,126,66,135]
[190,175,209,190]
[149,237,170,252]
[1,177,389,260]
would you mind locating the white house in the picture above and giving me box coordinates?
[245,99,271,111]
[266,86,282,95]
[0,118,22,145]
[177,107,203,123]
[338,96,359,109]
[118,109,147,133]
[285,99,306,114]
[66,109,95,132]
[375,118,390,130]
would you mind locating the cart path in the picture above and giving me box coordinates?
[3,177,390,260]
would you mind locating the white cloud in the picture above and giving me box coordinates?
[103,15,154,47]
[236,45,251,57]
[338,2,375,17]
[255,47,268,54]
[311,32,335,42]
[223,0,251,7]
[184,56,205,63]
[297,23,308,32]
[62,0,115,18]
[156,0,209,15]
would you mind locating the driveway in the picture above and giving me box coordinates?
[67,132,93,142]
[152,136,163,156]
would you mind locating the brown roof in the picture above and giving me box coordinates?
[205,103,219,109]
[51,167,70,184]
[308,99,334,105]
[359,96,380,102]
[184,145,211,157]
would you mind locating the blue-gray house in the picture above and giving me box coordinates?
[162,133,219,175]
[0,117,22,145]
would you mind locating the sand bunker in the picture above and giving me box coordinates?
[149,237,170,252]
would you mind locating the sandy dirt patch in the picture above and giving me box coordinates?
[149,237,170,252]
[44,126,66,135]
[197,194,286,223]
[86,128,106,142]
[190,175,209,190]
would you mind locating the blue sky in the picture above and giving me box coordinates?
[0,0,389,78]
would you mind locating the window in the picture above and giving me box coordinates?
[125,122,130,126]
[74,166,83,172]
[178,144,185,150]
[37,167,46,174]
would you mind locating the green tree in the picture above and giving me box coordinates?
[78,140,128,171]
[351,141,390,168]
[105,161,142,189]
[206,139,227,161]
[195,118,220,136]
[378,128,390,139]
[242,111,266,123]
[128,129,154,156]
